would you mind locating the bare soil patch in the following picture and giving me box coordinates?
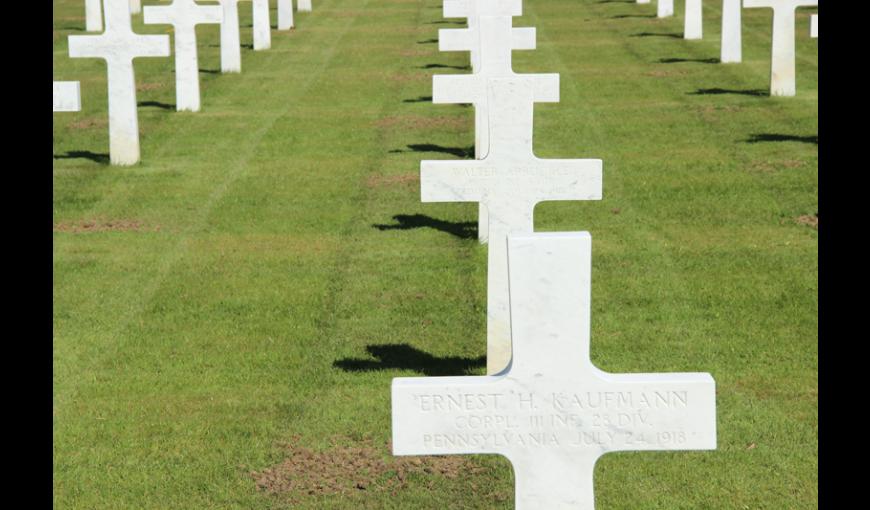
[398,49,429,57]
[366,172,419,189]
[136,82,164,92]
[54,219,159,233]
[251,437,488,501]
[373,114,466,131]
[795,214,818,229]
[67,118,109,130]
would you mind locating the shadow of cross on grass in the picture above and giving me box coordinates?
[746,133,818,144]
[53,150,110,164]
[389,144,474,158]
[631,32,683,38]
[373,214,477,239]
[333,344,485,376]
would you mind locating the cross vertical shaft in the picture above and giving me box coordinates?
[221,0,242,73]
[721,0,742,63]
[68,0,171,165]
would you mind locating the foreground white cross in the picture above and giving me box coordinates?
[130,0,142,15]
[298,0,312,12]
[393,232,717,509]
[219,0,242,73]
[68,0,170,165]
[685,0,703,39]
[279,0,295,30]
[85,0,103,32]
[810,13,817,38]
[658,0,674,17]
[439,0,536,245]
[53,81,82,112]
[143,0,223,112]
[422,77,601,375]
[252,0,271,50]
[720,0,742,63]
[743,0,818,96]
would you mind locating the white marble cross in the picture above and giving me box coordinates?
[278,0,295,30]
[685,0,703,39]
[298,0,312,12]
[53,81,82,112]
[252,0,271,50]
[810,13,817,38]
[130,0,142,15]
[422,77,602,375]
[720,0,742,63]
[393,232,717,509]
[143,0,223,112]
[743,0,818,96]
[68,0,170,165]
[219,0,242,73]
[637,0,651,4]
[86,0,103,32]
[438,0,536,245]
[658,0,674,18]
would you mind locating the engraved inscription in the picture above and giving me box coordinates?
[409,390,694,450]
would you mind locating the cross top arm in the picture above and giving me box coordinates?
[743,0,818,9]
[444,0,522,18]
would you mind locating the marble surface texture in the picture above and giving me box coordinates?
[252,0,271,50]
[721,0,742,63]
[658,0,674,18]
[393,232,717,509]
[53,81,82,112]
[278,0,295,30]
[684,0,703,39]
[69,0,170,165]
[220,0,242,73]
[86,0,103,32]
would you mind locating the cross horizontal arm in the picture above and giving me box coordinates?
[438,27,536,52]
[420,158,602,203]
[433,73,559,104]
[438,28,475,52]
[743,0,817,8]
[68,33,171,59]
[444,0,522,19]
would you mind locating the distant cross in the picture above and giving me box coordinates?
[85,0,102,32]
[298,0,312,12]
[810,14,817,38]
[278,0,295,30]
[252,0,272,50]
[219,0,242,73]
[68,0,170,165]
[658,0,674,18]
[721,0,742,63]
[743,0,818,96]
[130,0,142,15]
[53,81,81,112]
[421,77,602,375]
[392,232,717,509]
[438,0,536,245]
[637,0,651,4]
[143,0,223,112]
[685,0,702,39]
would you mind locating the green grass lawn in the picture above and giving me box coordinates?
[53,0,817,508]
